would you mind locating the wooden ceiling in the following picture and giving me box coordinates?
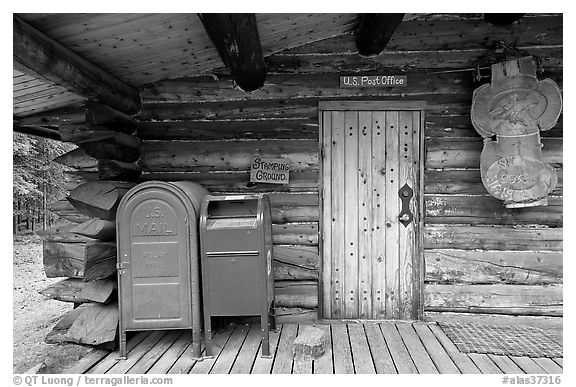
[13,13,560,120]
[13,13,360,117]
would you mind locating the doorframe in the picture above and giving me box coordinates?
[317,100,426,320]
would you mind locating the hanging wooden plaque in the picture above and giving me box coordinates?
[470,57,561,208]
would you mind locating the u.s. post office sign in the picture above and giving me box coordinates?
[340,75,407,88]
[250,157,290,184]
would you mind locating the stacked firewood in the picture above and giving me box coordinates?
[41,101,141,348]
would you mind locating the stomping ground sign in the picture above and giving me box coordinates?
[250,157,290,185]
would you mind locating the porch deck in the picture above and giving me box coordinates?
[64,321,563,374]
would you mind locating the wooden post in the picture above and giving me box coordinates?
[198,13,267,92]
[355,13,405,56]
[484,14,524,25]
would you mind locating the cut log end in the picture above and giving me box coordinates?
[292,325,328,361]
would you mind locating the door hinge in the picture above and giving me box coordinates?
[321,188,324,200]
[320,147,325,159]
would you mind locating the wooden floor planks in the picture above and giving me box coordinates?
[347,323,375,374]
[65,321,563,375]
[429,324,481,374]
[364,322,396,373]
[413,323,460,374]
[312,324,333,374]
[147,331,193,374]
[380,321,418,374]
[331,324,354,374]
[468,353,503,374]
[229,324,263,374]
[272,323,298,374]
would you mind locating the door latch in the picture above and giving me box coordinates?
[398,183,414,227]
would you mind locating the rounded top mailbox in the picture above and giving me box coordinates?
[116,180,209,360]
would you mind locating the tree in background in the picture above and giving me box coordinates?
[13,132,74,234]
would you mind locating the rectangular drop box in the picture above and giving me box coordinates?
[200,194,276,357]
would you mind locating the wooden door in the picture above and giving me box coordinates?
[319,101,424,320]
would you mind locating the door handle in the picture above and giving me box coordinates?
[398,183,414,227]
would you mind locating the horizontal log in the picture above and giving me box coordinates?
[273,238,320,280]
[85,101,137,134]
[274,307,318,324]
[39,278,116,304]
[70,219,116,241]
[139,170,319,192]
[275,280,318,309]
[48,199,91,224]
[140,71,480,104]
[139,94,474,121]
[281,15,562,53]
[425,114,563,138]
[273,245,319,270]
[13,15,140,114]
[43,240,85,278]
[66,302,119,346]
[43,240,117,281]
[425,249,562,285]
[274,262,317,281]
[425,137,562,168]
[59,127,129,144]
[424,225,563,251]
[45,307,85,344]
[76,131,141,162]
[269,193,319,223]
[265,46,562,74]
[63,170,98,191]
[425,284,563,316]
[272,206,319,224]
[140,139,318,172]
[425,168,563,196]
[98,159,141,181]
[272,223,318,245]
[37,223,95,242]
[13,123,62,141]
[268,192,319,207]
[68,181,135,221]
[425,195,563,226]
[53,147,98,172]
[16,105,85,128]
[137,118,318,141]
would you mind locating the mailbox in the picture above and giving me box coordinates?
[200,194,276,357]
[116,181,208,359]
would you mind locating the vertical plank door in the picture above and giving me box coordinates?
[319,101,424,320]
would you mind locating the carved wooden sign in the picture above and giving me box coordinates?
[471,57,561,208]
[250,157,290,184]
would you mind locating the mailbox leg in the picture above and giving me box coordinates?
[118,329,127,360]
[191,328,202,360]
[260,313,271,358]
[204,315,214,358]
[269,302,277,332]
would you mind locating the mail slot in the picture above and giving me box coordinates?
[116,181,208,360]
[199,194,276,358]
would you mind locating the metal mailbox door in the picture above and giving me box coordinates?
[118,186,192,330]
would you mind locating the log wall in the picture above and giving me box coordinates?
[133,14,562,321]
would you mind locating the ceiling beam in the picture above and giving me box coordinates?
[198,13,266,92]
[355,13,405,56]
[13,15,141,115]
[484,14,525,25]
